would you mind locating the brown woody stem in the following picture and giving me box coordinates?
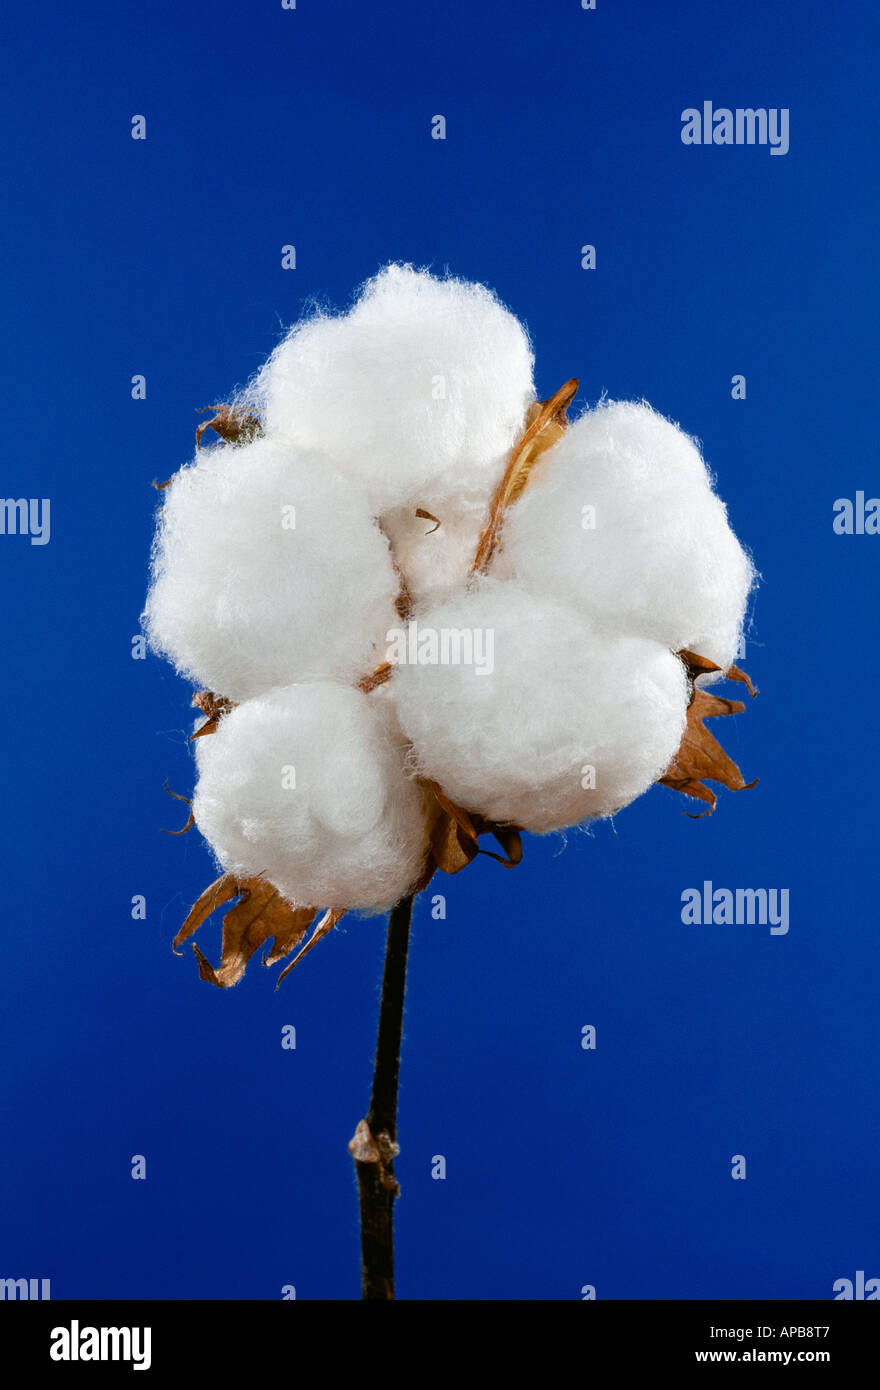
[349,892,415,1300]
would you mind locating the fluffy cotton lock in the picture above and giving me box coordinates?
[499,401,755,673]
[246,264,535,512]
[144,433,399,702]
[381,488,491,604]
[192,683,428,911]
[392,578,690,832]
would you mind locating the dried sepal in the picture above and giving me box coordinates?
[660,661,758,816]
[263,911,318,966]
[173,872,317,988]
[189,690,236,740]
[276,909,346,988]
[428,781,480,874]
[477,822,523,867]
[430,817,476,874]
[415,508,441,534]
[725,662,757,697]
[173,874,241,952]
[679,648,758,698]
[471,378,578,576]
[161,780,195,835]
[427,781,523,874]
[358,661,393,693]
[195,404,262,450]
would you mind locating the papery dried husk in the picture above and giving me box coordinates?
[195,404,262,450]
[470,378,578,576]
[173,872,338,989]
[189,690,236,740]
[660,652,758,816]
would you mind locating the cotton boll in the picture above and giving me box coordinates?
[381,488,492,604]
[392,579,689,833]
[192,683,428,911]
[499,401,755,673]
[144,434,399,702]
[249,264,535,511]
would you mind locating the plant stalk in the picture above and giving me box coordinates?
[349,892,414,1300]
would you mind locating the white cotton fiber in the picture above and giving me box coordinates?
[391,578,690,833]
[381,488,492,604]
[247,264,535,512]
[498,401,755,673]
[144,434,398,702]
[192,683,428,911]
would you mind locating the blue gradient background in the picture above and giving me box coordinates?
[2,0,877,1300]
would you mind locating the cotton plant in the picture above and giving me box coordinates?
[144,264,758,1298]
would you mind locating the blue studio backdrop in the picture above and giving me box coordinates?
[2,0,877,1300]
